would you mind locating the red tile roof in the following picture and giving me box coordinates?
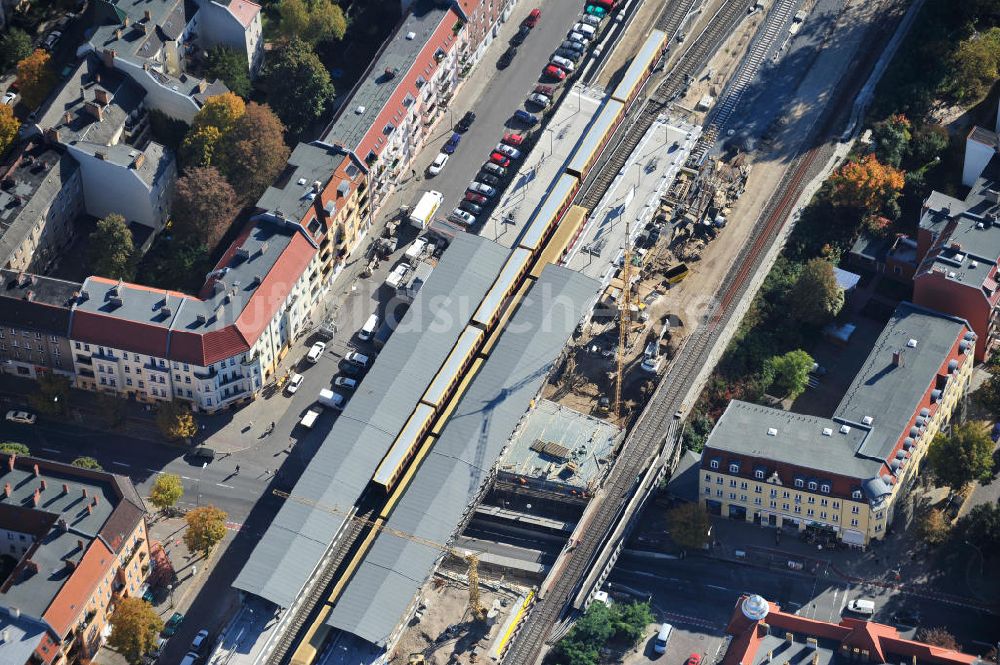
[70,309,172,358]
[42,538,115,639]
[227,0,261,28]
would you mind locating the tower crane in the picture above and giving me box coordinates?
[615,218,632,420]
[271,490,488,620]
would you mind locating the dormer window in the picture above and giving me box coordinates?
[755,469,765,480]
[728,463,740,474]
[794,478,804,488]
[807,481,817,491]
[852,490,862,500]
[709,459,719,470]
[820,483,830,494]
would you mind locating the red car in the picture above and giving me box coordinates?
[543,64,566,80]
[524,8,541,27]
[490,152,512,167]
[465,192,487,204]
[592,0,617,8]
[687,655,701,665]
[534,84,555,97]
[502,133,525,147]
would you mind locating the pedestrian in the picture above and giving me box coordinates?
[235,465,240,475]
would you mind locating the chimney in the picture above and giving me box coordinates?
[95,150,106,161]
[7,454,15,471]
[85,101,103,122]
[123,15,130,26]
[892,349,904,367]
[63,559,77,572]
[131,152,146,170]
[62,483,69,495]
[32,489,39,506]
[811,653,819,665]
[39,480,46,492]
[64,111,72,124]
[92,496,99,507]
[101,49,116,68]
[115,28,122,40]
[58,519,68,532]
[82,488,88,499]
[32,464,39,477]
[77,539,84,551]
[785,632,794,643]
[86,504,93,515]
[3,483,10,498]
[94,88,110,106]
[144,9,152,21]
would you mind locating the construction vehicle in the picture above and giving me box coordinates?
[664,263,689,285]
[271,490,487,620]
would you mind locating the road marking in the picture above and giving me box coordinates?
[146,468,163,474]
[112,461,130,468]
[181,476,194,481]
[42,448,60,454]
[706,584,729,591]
[216,483,235,489]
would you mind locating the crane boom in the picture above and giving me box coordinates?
[615,218,631,420]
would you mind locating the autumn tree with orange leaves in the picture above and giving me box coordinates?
[829,154,905,213]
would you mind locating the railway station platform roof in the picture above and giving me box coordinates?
[324,265,600,648]
[479,83,605,248]
[232,234,510,610]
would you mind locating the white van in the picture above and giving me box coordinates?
[846,598,875,615]
[654,623,673,654]
[358,314,379,341]
[572,22,597,37]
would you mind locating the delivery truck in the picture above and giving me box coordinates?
[409,191,444,229]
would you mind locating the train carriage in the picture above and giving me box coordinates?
[472,247,534,330]
[564,99,625,180]
[610,29,667,107]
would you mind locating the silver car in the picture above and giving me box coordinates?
[550,55,576,72]
[449,208,476,225]
[528,92,551,107]
[568,32,591,46]
[468,181,497,197]
[494,143,522,159]
[561,40,585,53]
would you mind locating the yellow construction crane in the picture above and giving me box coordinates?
[615,218,632,420]
[271,490,487,620]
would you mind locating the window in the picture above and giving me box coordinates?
[770,489,777,498]
[739,481,748,490]
[186,390,192,398]
[852,490,863,500]
[124,366,130,374]
[84,344,90,351]
[109,378,116,387]
[820,499,828,507]
[729,492,736,500]
[782,503,789,511]
[75,342,81,349]
[206,398,212,406]
[770,501,777,508]
[716,489,723,497]
[185,377,191,384]
[875,524,882,532]
[709,460,719,470]
[705,487,711,495]
[832,502,840,509]
[184,364,189,371]
[755,469,765,479]
[126,378,132,386]
[716,477,722,485]
[782,491,790,499]
[100,377,106,385]
[754,498,762,505]
[138,381,144,388]
[794,479,804,488]
[754,486,762,494]
[807,481,817,491]
[704,474,711,481]
[820,483,830,494]
[874,511,884,521]
[850,519,859,527]
[729,463,740,473]
[851,506,860,514]
[794,506,801,514]
[729,479,737,488]
[807,497,815,504]
[832,515,839,522]
[133,354,140,362]
[740,495,747,502]
[806,509,814,517]
[820,512,827,520]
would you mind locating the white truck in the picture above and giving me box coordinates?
[409,191,443,229]
[300,409,321,428]
[317,388,345,410]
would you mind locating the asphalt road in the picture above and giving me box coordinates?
[610,556,1000,655]
[413,0,593,224]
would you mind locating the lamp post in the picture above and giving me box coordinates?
[167,583,174,608]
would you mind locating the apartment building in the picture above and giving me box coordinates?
[701,303,973,547]
[453,0,515,66]
[322,0,464,218]
[0,270,79,380]
[0,142,83,273]
[68,216,321,412]
[81,0,262,123]
[36,56,176,232]
[723,595,979,665]
[0,454,149,665]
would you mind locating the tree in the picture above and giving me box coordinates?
[107,597,163,664]
[28,372,70,417]
[553,640,599,665]
[908,123,949,165]
[829,153,905,213]
[193,92,246,135]
[278,0,310,39]
[763,349,814,399]
[614,601,655,645]
[71,456,103,470]
[264,39,333,137]
[141,237,211,293]
[88,213,135,280]
[917,508,950,545]
[954,502,1000,553]
[148,541,176,587]
[871,114,911,167]
[0,28,32,72]
[926,422,995,491]
[667,502,711,550]
[171,167,238,249]
[155,401,197,441]
[0,442,30,455]
[305,0,347,43]
[917,627,961,652]
[179,125,222,169]
[788,258,844,326]
[183,505,228,557]
[947,28,1000,104]
[975,373,1000,415]
[205,46,251,99]
[149,473,184,513]
[216,102,291,200]
[96,393,128,430]
[0,105,17,156]
[16,49,56,110]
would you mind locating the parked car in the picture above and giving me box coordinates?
[479,173,500,187]
[442,132,461,154]
[344,351,370,368]
[428,152,448,176]
[554,48,582,63]
[585,4,608,16]
[495,143,522,159]
[180,653,199,665]
[489,151,511,167]
[456,111,476,132]
[550,55,576,72]
[534,84,556,96]
[5,410,36,425]
[580,14,603,26]
[568,32,591,46]
[306,341,326,363]
[543,64,566,80]
[460,200,483,215]
[286,372,304,394]
[846,599,875,615]
[524,7,541,27]
[468,181,497,197]
[511,25,531,45]
[2,92,16,106]
[482,162,508,177]
[561,40,585,53]
[503,133,525,146]
[334,376,358,390]
[449,208,477,225]
[161,612,184,637]
[514,109,540,125]
[465,191,488,204]
[528,92,551,107]
[498,46,517,69]
[573,22,597,37]
[42,31,62,51]
[191,629,209,652]
[686,654,702,665]
[188,447,216,464]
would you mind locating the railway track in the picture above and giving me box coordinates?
[575,0,748,211]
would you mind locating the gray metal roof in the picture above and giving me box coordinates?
[0,610,46,665]
[325,265,599,647]
[610,30,666,103]
[835,302,969,463]
[255,143,347,223]
[232,234,509,608]
[565,101,624,177]
[517,175,579,252]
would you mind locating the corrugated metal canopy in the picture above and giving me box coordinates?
[326,265,599,646]
[232,234,509,608]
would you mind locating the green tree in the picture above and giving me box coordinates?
[553,640,599,665]
[179,125,222,168]
[908,123,949,165]
[682,411,715,453]
[96,393,127,430]
[955,501,1000,554]
[278,0,310,39]
[88,213,136,280]
[947,28,1000,104]
[763,349,814,400]
[264,39,333,137]
[108,597,163,664]
[71,456,103,470]
[926,422,995,491]
[16,49,56,110]
[148,109,188,151]
[975,374,1000,414]
[216,102,291,201]
[917,508,950,545]
[205,46,251,99]
[305,0,347,43]
[171,166,238,249]
[155,401,197,441]
[0,442,30,455]
[28,372,70,417]
[149,473,184,513]
[142,237,211,293]
[666,502,711,550]
[788,258,844,326]
[0,28,33,72]
[829,153,905,213]
[871,114,911,167]
[183,505,228,557]
[614,601,655,645]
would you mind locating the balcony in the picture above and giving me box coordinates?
[75,355,92,365]
[144,361,169,373]
[218,372,242,387]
